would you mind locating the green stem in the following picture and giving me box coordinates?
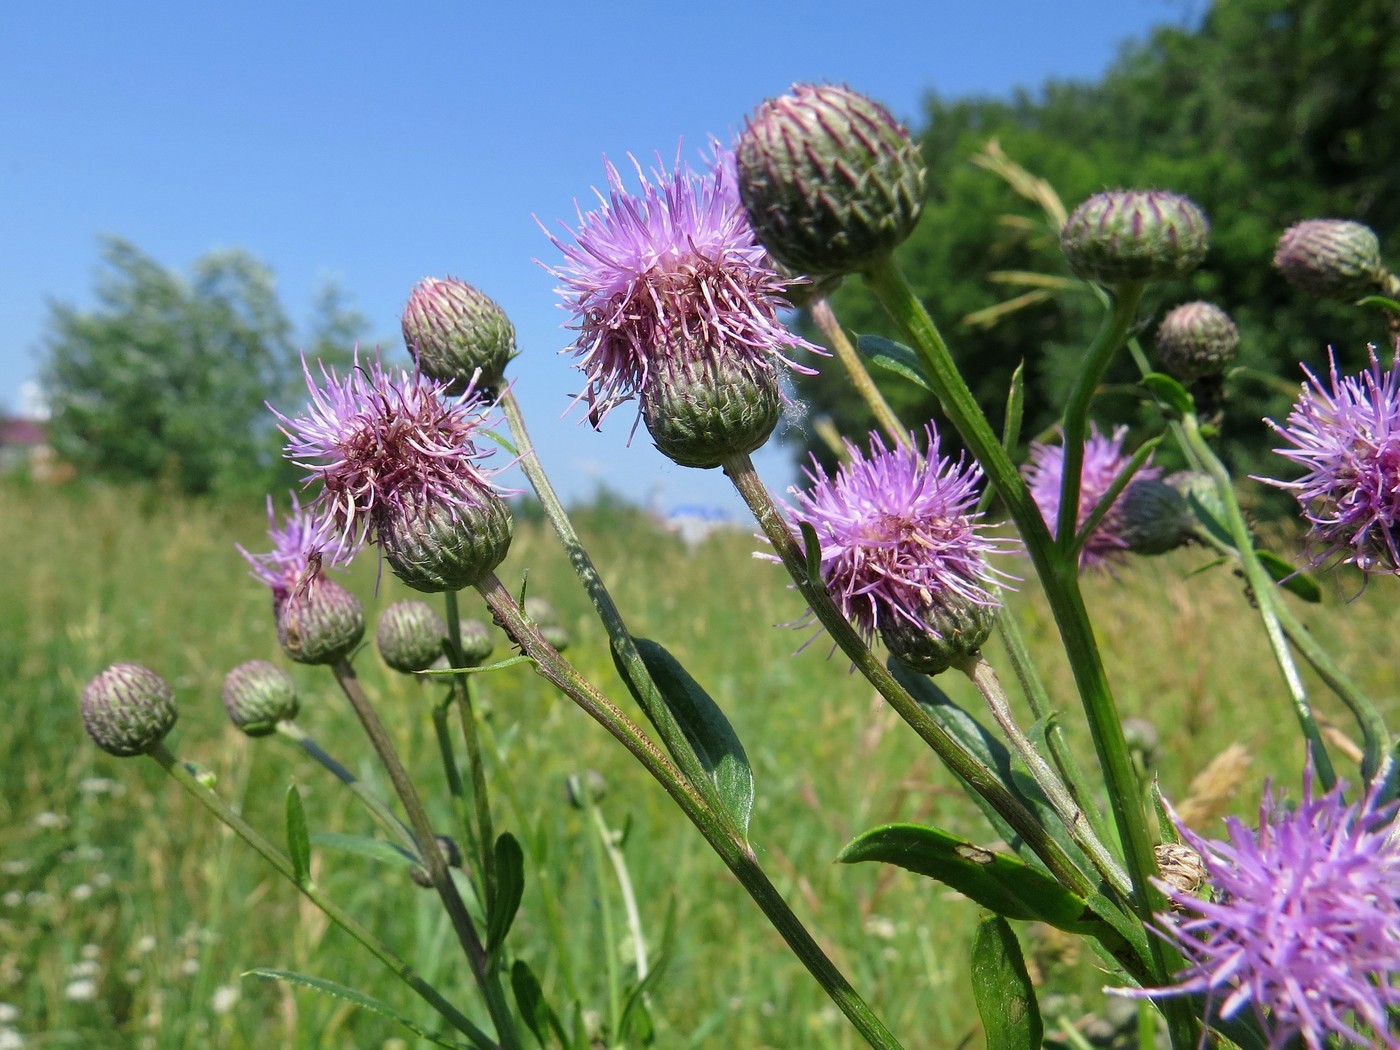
[331,660,523,1050]
[859,256,1192,1042]
[146,743,497,1050]
[810,296,910,448]
[430,701,486,900]
[474,571,907,1050]
[274,720,419,859]
[956,652,1131,898]
[444,589,498,911]
[581,791,623,1032]
[587,800,650,984]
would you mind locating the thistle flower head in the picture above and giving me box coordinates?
[1274,219,1386,302]
[238,492,360,601]
[81,664,177,757]
[401,276,517,395]
[222,660,299,736]
[275,355,506,558]
[1126,775,1400,1049]
[1260,346,1400,574]
[543,148,818,429]
[1155,301,1240,383]
[1024,425,1163,570]
[779,426,1012,650]
[1061,189,1210,286]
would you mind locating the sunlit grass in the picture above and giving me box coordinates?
[1,480,1393,1047]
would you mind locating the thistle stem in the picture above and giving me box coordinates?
[810,296,910,448]
[444,589,498,910]
[146,743,496,1050]
[474,571,907,1050]
[331,659,522,1050]
[955,652,1131,898]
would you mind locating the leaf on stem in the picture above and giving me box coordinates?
[1002,363,1025,454]
[246,968,485,1050]
[285,785,312,887]
[488,832,525,956]
[1255,549,1323,603]
[856,334,934,393]
[971,916,1042,1050]
[309,832,417,869]
[511,959,569,1049]
[619,639,755,837]
[1139,372,1195,420]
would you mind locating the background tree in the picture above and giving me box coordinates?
[790,0,1400,502]
[40,237,368,497]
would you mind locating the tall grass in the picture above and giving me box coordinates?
[2,481,1393,1047]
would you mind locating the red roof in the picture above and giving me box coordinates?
[0,417,46,446]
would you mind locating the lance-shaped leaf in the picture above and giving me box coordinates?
[285,785,311,887]
[487,832,525,956]
[971,916,1042,1050]
[616,638,754,836]
[309,832,416,869]
[857,334,934,392]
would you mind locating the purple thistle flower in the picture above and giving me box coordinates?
[1126,775,1400,1050]
[542,147,819,427]
[237,491,360,601]
[273,356,503,553]
[1024,424,1161,570]
[780,426,1013,643]
[1260,346,1400,574]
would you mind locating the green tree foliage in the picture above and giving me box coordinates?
[791,0,1400,495]
[40,238,368,496]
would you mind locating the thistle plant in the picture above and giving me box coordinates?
[77,80,1400,1050]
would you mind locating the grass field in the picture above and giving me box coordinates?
[2,478,1394,1048]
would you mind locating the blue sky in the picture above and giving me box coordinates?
[0,0,1188,512]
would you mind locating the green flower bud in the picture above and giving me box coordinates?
[222,660,299,736]
[459,619,495,666]
[737,83,925,277]
[640,339,783,469]
[1155,301,1240,382]
[880,594,999,677]
[1273,219,1386,301]
[524,597,570,653]
[1117,478,1194,555]
[378,489,513,594]
[277,579,365,666]
[1165,470,1228,536]
[402,277,517,394]
[1061,189,1209,285]
[81,663,177,757]
[376,600,448,674]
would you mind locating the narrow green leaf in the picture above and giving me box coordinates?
[839,822,1100,935]
[1357,293,1400,315]
[622,639,755,836]
[1002,362,1026,453]
[285,785,311,887]
[856,334,934,392]
[309,832,416,869]
[1140,372,1195,418]
[971,916,1042,1050]
[618,897,677,1045]
[245,968,483,1049]
[798,520,823,589]
[511,959,568,1048]
[488,832,525,956]
[1256,549,1323,603]
[418,654,536,676]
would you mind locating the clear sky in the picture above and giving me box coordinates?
[0,0,1189,513]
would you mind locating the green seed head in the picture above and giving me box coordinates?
[222,660,299,736]
[737,83,925,278]
[402,277,517,394]
[81,663,177,757]
[1061,189,1210,286]
[1273,219,1386,301]
[376,600,448,675]
[1155,301,1240,383]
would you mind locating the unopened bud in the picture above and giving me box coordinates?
[1117,478,1194,555]
[1155,302,1239,383]
[1061,190,1209,286]
[459,619,495,666]
[1273,219,1386,301]
[737,83,925,277]
[402,277,516,394]
[222,660,298,736]
[376,601,448,674]
[277,579,365,666]
[640,341,782,469]
[81,664,177,757]
[378,489,513,594]
[880,593,999,677]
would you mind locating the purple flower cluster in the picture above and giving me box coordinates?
[274,356,502,552]
[1134,776,1400,1049]
[1024,425,1160,570]
[543,149,817,427]
[781,426,1011,642]
[1262,346,1400,574]
[237,491,359,601]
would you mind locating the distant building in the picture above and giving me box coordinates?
[0,416,61,479]
[664,503,740,548]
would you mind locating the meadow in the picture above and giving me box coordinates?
[2,478,1394,1049]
